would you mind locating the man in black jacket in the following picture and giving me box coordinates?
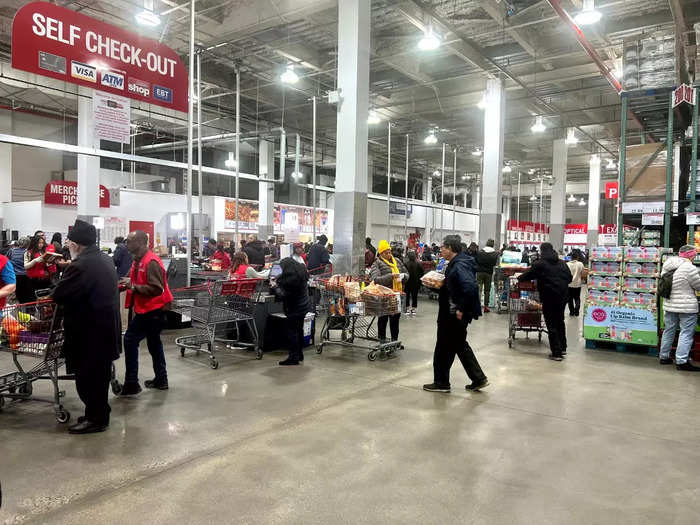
[307,234,330,272]
[424,235,489,393]
[243,234,266,266]
[518,242,572,361]
[476,239,499,312]
[53,220,121,434]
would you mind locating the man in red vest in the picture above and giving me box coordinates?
[119,230,173,396]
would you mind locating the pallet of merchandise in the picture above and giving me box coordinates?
[584,338,659,357]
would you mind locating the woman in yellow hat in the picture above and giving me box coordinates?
[370,240,408,342]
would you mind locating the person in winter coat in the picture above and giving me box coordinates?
[8,238,32,304]
[113,236,133,278]
[370,239,408,342]
[566,252,585,316]
[243,235,266,267]
[272,257,310,365]
[365,237,377,268]
[292,242,307,266]
[307,234,331,273]
[476,239,499,313]
[659,245,700,371]
[423,235,488,393]
[518,242,572,361]
[404,251,424,316]
[52,220,121,434]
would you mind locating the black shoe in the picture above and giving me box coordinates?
[144,378,169,390]
[659,358,673,365]
[466,379,489,391]
[118,382,142,396]
[279,358,300,366]
[299,353,304,362]
[423,383,451,393]
[676,362,700,371]
[68,420,108,434]
[549,355,563,362]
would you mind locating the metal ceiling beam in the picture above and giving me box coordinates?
[479,1,541,56]
[668,0,691,85]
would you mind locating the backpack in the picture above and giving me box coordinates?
[658,269,677,299]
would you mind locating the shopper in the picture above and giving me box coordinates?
[466,242,479,259]
[566,252,585,316]
[307,234,331,273]
[113,236,133,279]
[365,239,376,268]
[52,220,120,434]
[24,234,56,293]
[210,240,232,270]
[229,252,251,278]
[8,238,32,304]
[423,235,488,393]
[659,245,700,371]
[292,242,307,266]
[370,240,407,342]
[271,258,310,365]
[0,248,16,307]
[267,237,280,259]
[243,234,266,267]
[404,251,424,316]
[202,239,216,257]
[518,242,572,361]
[119,230,173,396]
[476,239,499,313]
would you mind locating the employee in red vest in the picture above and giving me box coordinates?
[207,239,232,270]
[24,234,57,292]
[119,230,173,396]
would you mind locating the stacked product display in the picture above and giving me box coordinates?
[622,228,662,247]
[584,246,660,347]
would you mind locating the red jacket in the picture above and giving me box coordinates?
[228,264,250,279]
[125,251,173,314]
[211,249,232,270]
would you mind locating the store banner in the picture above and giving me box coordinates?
[44,181,109,208]
[93,90,130,144]
[583,305,658,346]
[12,2,188,112]
[564,224,587,245]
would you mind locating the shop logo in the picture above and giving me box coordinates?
[591,308,607,322]
[71,61,96,83]
[128,78,150,97]
[153,85,172,103]
[101,71,124,90]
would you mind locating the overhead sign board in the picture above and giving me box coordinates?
[11,2,188,112]
[621,201,664,214]
[44,181,110,208]
[673,84,696,108]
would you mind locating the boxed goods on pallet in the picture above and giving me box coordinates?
[623,35,676,91]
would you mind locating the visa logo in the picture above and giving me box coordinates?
[101,71,124,90]
[153,85,172,103]
[71,61,96,83]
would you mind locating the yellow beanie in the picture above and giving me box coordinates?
[378,240,391,254]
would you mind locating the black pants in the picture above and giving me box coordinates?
[542,302,567,357]
[124,310,167,384]
[433,317,486,387]
[377,313,401,341]
[407,289,419,308]
[568,287,581,315]
[476,272,492,307]
[15,275,35,304]
[75,358,112,425]
[286,314,305,361]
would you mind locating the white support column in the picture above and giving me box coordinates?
[587,154,601,247]
[478,77,505,245]
[550,138,568,250]
[258,140,275,239]
[332,0,370,274]
[77,89,100,220]
[424,176,433,245]
[0,111,12,203]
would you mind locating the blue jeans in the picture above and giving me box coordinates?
[660,311,697,364]
[124,310,167,384]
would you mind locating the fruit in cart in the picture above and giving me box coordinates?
[2,316,24,336]
[17,312,32,323]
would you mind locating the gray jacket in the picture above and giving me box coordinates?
[370,256,408,288]
[661,257,700,314]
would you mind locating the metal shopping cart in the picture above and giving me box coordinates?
[493,267,521,313]
[0,299,71,423]
[173,279,264,368]
[507,276,546,348]
[315,279,404,361]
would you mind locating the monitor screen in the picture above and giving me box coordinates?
[269,264,283,278]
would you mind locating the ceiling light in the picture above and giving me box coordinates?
[476,95,487,110]
[367,110,381,125]
[280,65,299,84]
[424,131,438,145]
[135,9,161,27]
[461,174,467,180]
[531,116,546,133]
[565,128,578,145]
[472,148,482,156]
[606,158,616,170]
[292,171,304,180]
[579,198,586,206]
[529,195,537,201]
[225,152,237,169]
[417,28,441,51]
[465,174,472,181]
[502,165,512,173]
[568,194,577,202]
[574,0,602,26]
[432,169,441,177]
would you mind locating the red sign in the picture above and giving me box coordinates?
[673,84,696,108]
[44,181,110,208]
[506,220,550,234]
[605,181,619,199]
[564,224,587,235]
[12,2,187,113]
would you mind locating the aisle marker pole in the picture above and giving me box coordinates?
[441,142,446,241]
[186,0,195,286]
[689,88,699,240]
[235,66,240,250]
[664,92,674,248]
[452,148,457,233]
[517,171,521,228]
[404,134,409,243]
[617,96,628,245]
[312,95,317,242]
[387,122,391,241]
[197,51,203,256]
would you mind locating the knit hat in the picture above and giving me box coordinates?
[67,219,96,246]
[679,245,696,259]
[377,239,391,254]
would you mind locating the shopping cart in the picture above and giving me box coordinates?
[172,279,264,368]
[0,298,71,423]
[315,279,404,361]
[507,276,546,348]
[494,267,521,313]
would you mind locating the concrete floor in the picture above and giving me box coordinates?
[1,301,700,524]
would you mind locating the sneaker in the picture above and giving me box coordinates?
[118,382,142,397]
[144,378,169,390]
[549,355,563,362]
[676,362,700,371]
[422,383,451,393]
[466,379,489,391]
[483,306,490,313]
[659,358,673,365]
[279,358,300,366]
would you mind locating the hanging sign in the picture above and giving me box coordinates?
[641,213,663,226]
[621,201,664,214]
[389,202,412,217]
[564,224,587,245]
[44,181,110,208]
[687,212,700,225]
[605,181,619,199]
[11,2,188,112]
[673,84,696,108]
[93,90,131,144]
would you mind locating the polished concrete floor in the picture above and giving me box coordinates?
[1,300,700,524]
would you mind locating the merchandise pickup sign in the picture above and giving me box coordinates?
[11,2,187,113]
[45,181,110,208]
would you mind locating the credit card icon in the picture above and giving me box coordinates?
[38,51,66,75]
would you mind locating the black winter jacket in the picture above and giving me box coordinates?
[518,252,572,305]
[273,263,310,317]
[438,252,481,324]
[307,243,330,271]
[404,260,424,292]
[476,247,499,274]
[243,240,266,266]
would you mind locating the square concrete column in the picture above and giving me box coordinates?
[424,175,433,245]
[258,140,275,239]
[0,111,12,203]
[587,154,601,247]
[77,88,100,220]
[549,138,568,250]
[478,78,505,246]
[332,0,370,274]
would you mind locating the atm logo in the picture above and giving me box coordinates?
[71,61,96,83]
[101,71,124,90]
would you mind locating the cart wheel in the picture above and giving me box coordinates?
[316,344,323,354]
[180,347,186,357]
[255,348,263,360]
[111,380,122,395]
[56,407,70,424]
[210,359,219,369]
[18,383,32,396]
[368,351,378,361]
